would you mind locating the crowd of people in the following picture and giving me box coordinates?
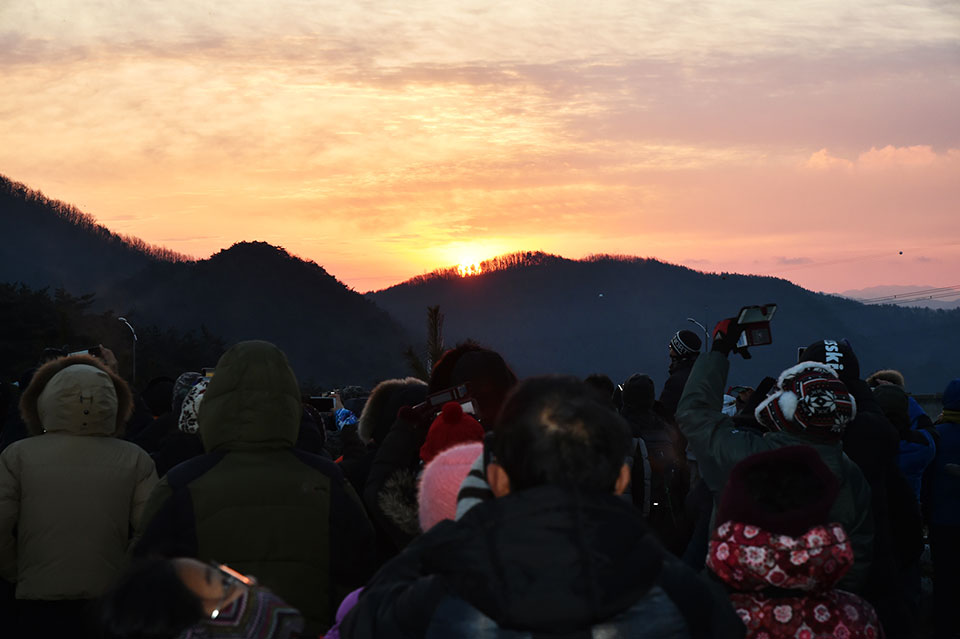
[0,316,957,639]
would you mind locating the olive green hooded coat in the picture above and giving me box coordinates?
[134,341,374,632]
[676,351,874,593]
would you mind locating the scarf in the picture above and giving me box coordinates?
[179,587,304,639]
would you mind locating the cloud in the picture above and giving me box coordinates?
[777,257,814,265]
[804,146,960,171]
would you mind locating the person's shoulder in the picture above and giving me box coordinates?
[289,447,345,477]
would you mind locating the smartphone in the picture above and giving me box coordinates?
[307,396,336,412]
[69,346,103,358]
[735,304,777,347]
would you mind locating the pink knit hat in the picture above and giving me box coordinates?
[418,442,483,532]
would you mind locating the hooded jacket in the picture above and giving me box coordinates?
[707,521,882,638]
[133,341,375,633]
[0,355,158,599]
[342,484,744,639]
[676,352,873,593]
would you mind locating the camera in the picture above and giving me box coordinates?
[713,304,777,358]
[68,346,103,358]
[417,383,481,421]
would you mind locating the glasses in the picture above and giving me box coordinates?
[209,562,255,619]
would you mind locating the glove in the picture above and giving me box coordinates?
[711,318,742,357]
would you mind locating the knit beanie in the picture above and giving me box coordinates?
[419,401,485,463]
[716,445,840,537]
[172,372,203,415]
[418,442,483,531]
[669,330,702,357]
[798,339,860,384]
[754,362,856,441]
[178,378,209,434]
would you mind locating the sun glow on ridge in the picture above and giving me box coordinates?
[456,261,483,277]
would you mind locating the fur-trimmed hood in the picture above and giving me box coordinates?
[358,377,427,444]
[378,467,421,538]
[19,354,134,437]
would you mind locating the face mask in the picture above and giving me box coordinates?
[179,587,304,639]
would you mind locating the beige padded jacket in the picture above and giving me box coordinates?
[0,355,158,600]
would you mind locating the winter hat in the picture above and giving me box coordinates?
[799,339,860,383]
[943,378,960,411]
[754,362,856,441]
[172,372,203,415]
[873,384,910,434]
[335,407,358,430]
[669,330,702,357]
[178,378,209,434]
[418,442,483,531]
[419,401,485,463]
[621,374,655,411]
[358,377,427,444]
[20,354,134,437]
[716,445,840,537]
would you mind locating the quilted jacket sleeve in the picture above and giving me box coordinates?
[130,450,159,532]
[676,351,767,493]
[0,445,21,582]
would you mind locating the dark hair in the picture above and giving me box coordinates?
[430,343,517,424]
[620,373,655,411]
[99,559,205,639]
[492,375,630,493]
[583,373,615,402]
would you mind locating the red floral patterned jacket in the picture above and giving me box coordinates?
[707,521,884,639]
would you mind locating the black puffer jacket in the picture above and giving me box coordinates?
[341,485,744,639]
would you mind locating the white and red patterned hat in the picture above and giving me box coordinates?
[754,362,856,440]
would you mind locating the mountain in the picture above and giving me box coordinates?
[370,253,960,394]
[0,175,410,387]
[4,173,957,393]
[841,285,960,311]
[0,175,185,295]
[99,241,410,387]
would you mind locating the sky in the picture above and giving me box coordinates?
[1,0,959,294]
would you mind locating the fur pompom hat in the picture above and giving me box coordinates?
[754,362,856,441]
[419,401,485,464]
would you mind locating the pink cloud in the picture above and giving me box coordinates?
[805,145,960,171]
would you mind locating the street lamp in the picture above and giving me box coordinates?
[686,317,709,351]
[118,317,137,385]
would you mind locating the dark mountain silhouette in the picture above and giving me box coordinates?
[3,173,956,393]
[370,252,960,394]
[1,175,409,387]
[0,174,188,295]
[99,241,410,387]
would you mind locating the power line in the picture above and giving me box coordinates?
[860,284,960,305]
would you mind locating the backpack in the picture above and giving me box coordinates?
[631,433,686,516]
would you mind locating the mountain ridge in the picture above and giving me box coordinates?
[3,172,957,393]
